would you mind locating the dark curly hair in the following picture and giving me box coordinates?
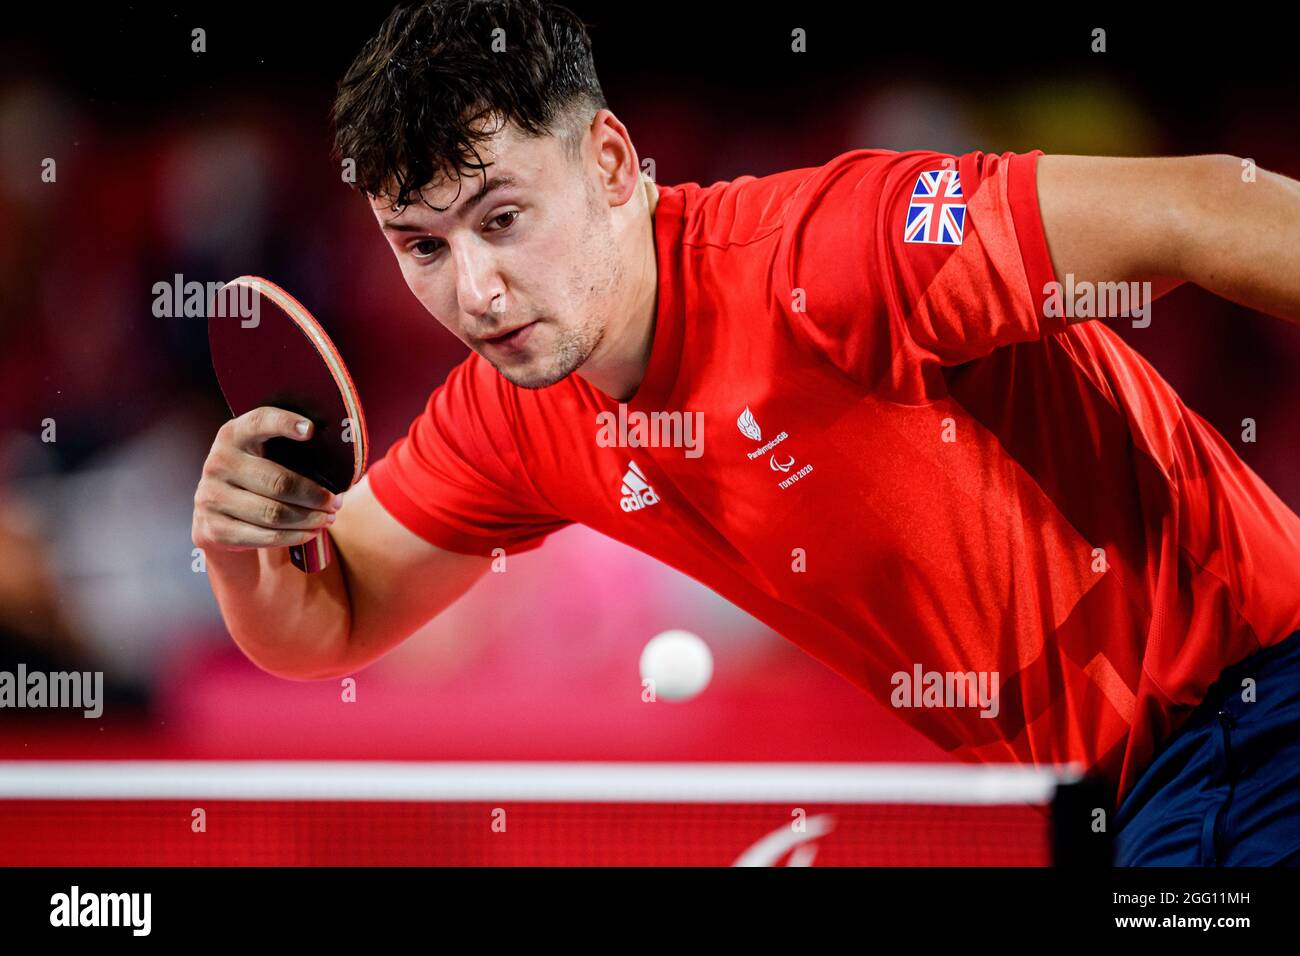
[332,0,607,212]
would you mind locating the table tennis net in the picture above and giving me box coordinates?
[0,761,1106,866]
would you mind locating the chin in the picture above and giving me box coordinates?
[493,355,580,390]
[481,322,597,390]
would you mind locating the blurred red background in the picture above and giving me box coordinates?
[0,5,1296,766]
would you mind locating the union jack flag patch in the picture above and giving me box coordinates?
[904,169,965,245]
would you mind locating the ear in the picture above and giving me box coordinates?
[587,109,641,208]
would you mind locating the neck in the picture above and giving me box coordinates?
[576,174,660,403]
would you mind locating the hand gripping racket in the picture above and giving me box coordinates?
[207,276,368,573]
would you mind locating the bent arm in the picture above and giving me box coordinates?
[327,474,491,675]
[211,474,489,681]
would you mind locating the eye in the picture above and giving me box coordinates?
[410,238,443,259]
[484,209,519,232]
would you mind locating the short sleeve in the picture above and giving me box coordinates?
[775,149,1062,391]
[366,358,572,556]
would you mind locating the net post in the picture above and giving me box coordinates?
[1050,773,1115,867]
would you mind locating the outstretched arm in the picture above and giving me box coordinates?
[1036,153,1300,325]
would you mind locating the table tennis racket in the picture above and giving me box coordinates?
[207,275,368,573]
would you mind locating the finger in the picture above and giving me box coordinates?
[209,484,337,532]
[200,512,329,551]
[230,406,315,451]
[226,454,341,512]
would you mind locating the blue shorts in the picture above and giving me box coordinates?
[1113,628,1300,866]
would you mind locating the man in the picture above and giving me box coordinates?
[192,0,1300,865]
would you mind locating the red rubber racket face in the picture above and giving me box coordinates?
[207,276,367,495]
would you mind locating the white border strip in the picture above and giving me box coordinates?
[0,761,1080,804]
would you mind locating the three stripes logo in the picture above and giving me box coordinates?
[619,460,660,512]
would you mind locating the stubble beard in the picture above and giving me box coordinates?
[491,317,605,391]
[491,189,621,391]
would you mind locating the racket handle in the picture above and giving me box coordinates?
[289,531,333,573]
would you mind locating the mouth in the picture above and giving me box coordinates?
[477,320,539,350]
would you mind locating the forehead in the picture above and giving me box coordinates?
[367,122,561,225]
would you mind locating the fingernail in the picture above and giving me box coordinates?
[326,513,337,524]
[330,494,344,510]
[295,420,310,436]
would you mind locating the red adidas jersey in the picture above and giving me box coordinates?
[368,148,1300,803]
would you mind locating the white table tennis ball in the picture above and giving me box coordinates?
[640,629,713,702]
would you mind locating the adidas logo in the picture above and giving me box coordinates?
[619,460,660,512]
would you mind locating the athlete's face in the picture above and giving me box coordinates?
[371,121,623,389]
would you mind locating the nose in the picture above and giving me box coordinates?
[452,239,506,320]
